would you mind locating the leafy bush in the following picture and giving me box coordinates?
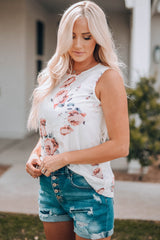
[127,77,160,167]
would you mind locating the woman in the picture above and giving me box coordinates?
[26,1,130,240]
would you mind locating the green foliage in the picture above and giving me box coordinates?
[0,212,160,240]
[0,212,45,240]
[114,219,160,240]
[127,77,160,166]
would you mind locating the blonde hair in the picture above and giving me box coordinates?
[27,0,125,131]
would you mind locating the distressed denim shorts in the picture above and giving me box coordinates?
[38,166,114,239]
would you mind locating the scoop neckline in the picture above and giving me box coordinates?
[69,63,101,76]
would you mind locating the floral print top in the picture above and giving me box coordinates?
[38,63,115,197]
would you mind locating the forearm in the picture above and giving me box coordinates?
[26,137,42,177]
[66,140,129,165]
[31,137,41,157]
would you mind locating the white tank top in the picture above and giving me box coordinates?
[38,63,115,197]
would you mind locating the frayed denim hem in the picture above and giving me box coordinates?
[39,210,72,222]
[74,227,114,239]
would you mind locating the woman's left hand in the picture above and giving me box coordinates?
[40,153,68,177]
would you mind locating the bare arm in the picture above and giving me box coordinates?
[64,69,130,165]
[30,137,41,157]
[26,137,42,178]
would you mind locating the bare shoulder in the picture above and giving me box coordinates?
[97,68,127,101]
[99,68,124,90]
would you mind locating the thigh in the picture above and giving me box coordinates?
[43,221,75,240]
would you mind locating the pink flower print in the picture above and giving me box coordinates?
[92,167,103,179]
[68,110,86,126]
[39,118,47,137]
[96,188,105,194]
[60,125,74,136]
[60,77,76,88]
[44,138,59,156]
[86,96,91,100]
[54,90,68,108]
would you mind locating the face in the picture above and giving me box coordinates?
[68,17,96,65]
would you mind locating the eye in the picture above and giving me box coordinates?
[84,37,91,40]
[84,36,92,40]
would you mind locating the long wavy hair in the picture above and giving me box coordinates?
[27,0,125,131]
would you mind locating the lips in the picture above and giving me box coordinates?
[73,51,85,55]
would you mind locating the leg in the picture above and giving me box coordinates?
[43,221,75,240]
[75,234,111,240]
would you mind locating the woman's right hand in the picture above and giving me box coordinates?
[26,153,42,178]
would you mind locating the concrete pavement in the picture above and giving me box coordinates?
[0,134,160,221]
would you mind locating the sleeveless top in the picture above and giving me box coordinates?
[38,63,115,197]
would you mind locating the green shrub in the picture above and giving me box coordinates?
[127,77,160,167]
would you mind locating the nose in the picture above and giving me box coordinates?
[73,37,82,49]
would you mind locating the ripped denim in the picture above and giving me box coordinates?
[38,166,114,239]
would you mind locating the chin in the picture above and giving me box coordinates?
[73,57,94,64]
[71,57,87,62]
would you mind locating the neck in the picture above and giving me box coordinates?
[72,59,97,74]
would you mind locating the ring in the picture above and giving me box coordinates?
[41,168,47,174]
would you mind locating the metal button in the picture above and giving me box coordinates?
[57,196,61,200]
[52,183,57,187]
[54,189,59,193]
[52,176,56,180]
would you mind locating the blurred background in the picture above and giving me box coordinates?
[0,0,160,139]
[0,0,160,222]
